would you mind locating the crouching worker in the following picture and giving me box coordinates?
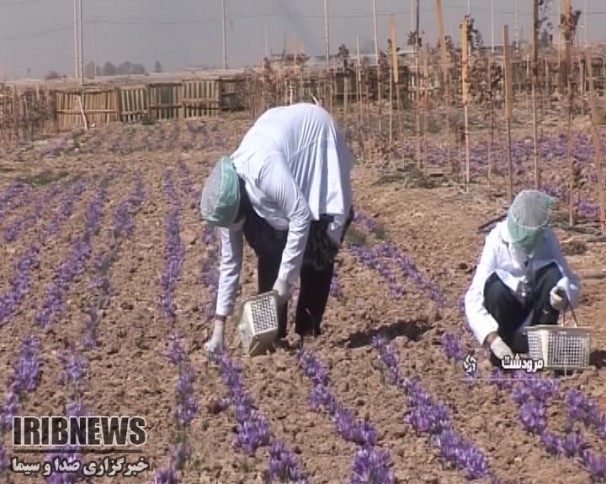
[464,189,581,367]
[199,102,354,354]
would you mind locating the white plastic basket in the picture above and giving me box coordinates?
[525,301,590,371]
[236,291,279,357]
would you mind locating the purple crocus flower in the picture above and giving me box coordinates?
[373,337,494,481]
[154,468,179,484]
[441,332,466,361]
[268,441,308,483]
[350,446,395,484]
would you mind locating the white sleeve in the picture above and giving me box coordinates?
[258,156,312,285]
[215,221,244,317]
[545,229,581,308]
[464,230,500,345]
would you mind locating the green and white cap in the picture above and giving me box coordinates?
[199,156,241,227]
[507,189,553,254]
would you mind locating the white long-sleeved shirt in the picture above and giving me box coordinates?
[215,103,353,317]
[464,220,581,345]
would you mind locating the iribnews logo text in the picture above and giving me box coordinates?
[13,416,147,447]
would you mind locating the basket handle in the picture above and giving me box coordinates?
[557,288,579,328]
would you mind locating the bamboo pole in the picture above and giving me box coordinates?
[77,95,88,130]
[414,6,421,169]
[563,0,575,227]
[460,19,471,190]
[579,54,585,117]
[356,36,362,125]
[344,47,349,120]
[367,0,383,144]
[12,85,18,143]
[372,0,379,64]
[367,0,383,143]
[434,0,452,173]
[422,43,430,173]
[390,16,398,85]
[373,0,382,134]
[433,0,448,97]
[344,74,349,120]
[525,55,530,110]
[557,0,562,91]
[389,15,398,150]
[503,25,514,202]
[531,0,541,189]
[393,30,404,162]
[487,56,494,187]
[586,52,606,233]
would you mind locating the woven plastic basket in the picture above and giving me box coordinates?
[236,291,279,357]
[525,295,590,371]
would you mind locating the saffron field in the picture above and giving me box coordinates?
[0,113,605,484]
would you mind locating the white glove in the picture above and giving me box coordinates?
[204,318,225,354]
[272,279,289,308]
[549,286,567,311]
[489,336,514,360]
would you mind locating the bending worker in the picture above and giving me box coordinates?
[464,189,581,366]
[199,102,354,353]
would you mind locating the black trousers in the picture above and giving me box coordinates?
[484,262,562,362]
[238,183,353,338]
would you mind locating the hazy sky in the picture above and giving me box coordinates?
[0,0,604,78]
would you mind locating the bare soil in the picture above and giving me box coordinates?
[0,115,604,484]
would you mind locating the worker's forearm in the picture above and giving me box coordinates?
[277,223,310,283]
[215,225,244,317]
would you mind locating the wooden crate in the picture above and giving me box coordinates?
[182,79,220,117]
[119,85,148,122]
[148,82,182,120]
[81,88,119,127]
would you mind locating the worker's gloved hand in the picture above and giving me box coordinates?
[272,279,289,310]
[489,336,514,360]
[204,318,225,354]
[549,286,567,311]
